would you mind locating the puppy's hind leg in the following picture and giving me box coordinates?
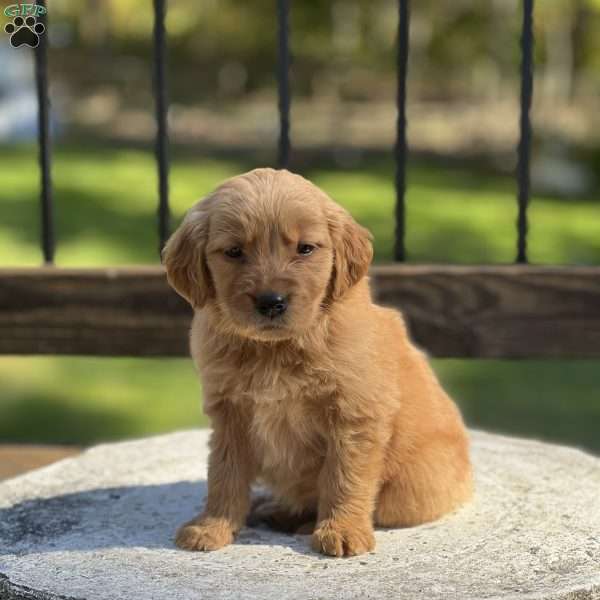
[374,440,472,528]
[247,495,316,534]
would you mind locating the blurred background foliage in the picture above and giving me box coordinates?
[0,0,598,453]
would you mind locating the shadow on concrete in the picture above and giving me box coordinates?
[1,480,318,557]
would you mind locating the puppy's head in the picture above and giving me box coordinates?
[163,168,372,341]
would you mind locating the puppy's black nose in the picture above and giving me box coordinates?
[255,292,288,318]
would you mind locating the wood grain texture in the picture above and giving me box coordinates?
[0,266,599,358]
[373,265,600,358]
[0,445,81,481]
[0,267,191,356]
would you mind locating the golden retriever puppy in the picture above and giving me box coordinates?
[163,168,472,557]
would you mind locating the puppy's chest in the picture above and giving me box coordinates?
[204,346,336,471]
[211,348,334,406]
[250,394,325,472]
[230,361,332,471]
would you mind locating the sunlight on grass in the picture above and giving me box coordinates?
[0,356,598,454]
[0,357,205,445]
[2,145,599,266]
[312,164,600,264]
[434,360,600,454]
[0,145,244,267]
[529,198,600,264]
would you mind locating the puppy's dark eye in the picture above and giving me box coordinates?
[224,247,243,259]
[297,243,315,256]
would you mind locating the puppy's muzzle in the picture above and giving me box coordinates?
[255,292,288,319]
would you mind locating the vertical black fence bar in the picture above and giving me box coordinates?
[34,0,55,265]
[276,0,291,169]
[394,0,410,262]
[516,0,534,264]
[153,0,170,254]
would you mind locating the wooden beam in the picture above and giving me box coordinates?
[0,266,599,358]
[0,445,81,481]
[374,265,600,358]
[0,267,191,357]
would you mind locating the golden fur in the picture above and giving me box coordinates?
[163,168,472,557]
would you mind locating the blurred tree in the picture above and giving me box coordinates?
[41,0,600,106]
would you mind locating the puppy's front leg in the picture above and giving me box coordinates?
[312,424,383,557]
[176,402,254,551]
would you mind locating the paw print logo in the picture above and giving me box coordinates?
[4,15,45,48]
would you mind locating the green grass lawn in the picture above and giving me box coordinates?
[1,144,599,454]
[0,356,598,455]
[2,144,600,266]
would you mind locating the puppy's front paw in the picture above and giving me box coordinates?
[175,517,234,551]
[312,519,375,557]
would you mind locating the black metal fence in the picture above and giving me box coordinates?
[32,0,535,265]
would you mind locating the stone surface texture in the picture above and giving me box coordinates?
[0,429,599,600]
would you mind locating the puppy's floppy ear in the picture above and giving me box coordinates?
[327,204,373,300]
[162,203,214,309]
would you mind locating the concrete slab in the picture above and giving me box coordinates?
[0,430,599,600]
